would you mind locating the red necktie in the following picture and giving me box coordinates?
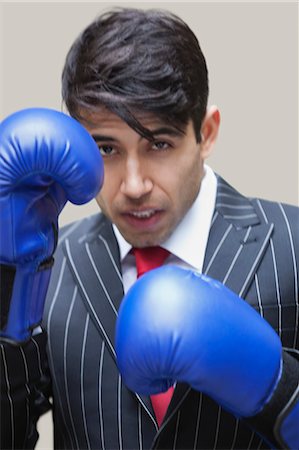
[133,246,174,427]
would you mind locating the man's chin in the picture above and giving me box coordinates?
[123,235,161,248]
[110,212,175,247]
[118,228,172,248]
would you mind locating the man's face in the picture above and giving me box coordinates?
[82,109,216,248]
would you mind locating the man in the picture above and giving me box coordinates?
[1,8,298,450]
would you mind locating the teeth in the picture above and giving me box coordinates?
[131,210,155,219]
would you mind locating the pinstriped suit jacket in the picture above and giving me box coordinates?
[42,175,299,450]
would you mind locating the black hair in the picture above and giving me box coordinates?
[62,7,209,141]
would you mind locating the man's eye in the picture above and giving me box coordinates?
[98,145,116,156]
[152,141,170,151]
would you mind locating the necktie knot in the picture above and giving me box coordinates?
[133,246,170,278]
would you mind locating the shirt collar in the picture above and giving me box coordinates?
[113,164,217,272]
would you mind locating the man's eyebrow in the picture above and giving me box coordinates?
[91,134,117,143]
[150,126,185,137]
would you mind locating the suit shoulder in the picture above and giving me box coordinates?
[250,197,299,248]
[59,212,108,243]
[54,213,108,260]
[250,197,299,223]
[46,213,110,307]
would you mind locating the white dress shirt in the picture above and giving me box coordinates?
[113,165,217,294]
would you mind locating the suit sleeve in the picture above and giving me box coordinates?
[245,348,299,449]
[0,330,52,449]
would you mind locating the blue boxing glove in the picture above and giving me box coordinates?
[0,108,103,343]
[116,266,283,419]
[116,266,299,448]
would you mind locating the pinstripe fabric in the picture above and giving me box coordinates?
[0,331,50,449]
[1,176,298,449]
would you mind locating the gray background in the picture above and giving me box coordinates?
[1,2,298,448]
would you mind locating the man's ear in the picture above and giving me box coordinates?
[200,106,221,158]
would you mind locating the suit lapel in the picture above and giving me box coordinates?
[63,215,123,358]
[203,176,274,297]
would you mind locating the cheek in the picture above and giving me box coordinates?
[100,162,124,200]
[97,165,118,202]
[95,181,114,213]
[170,157,203,207]
[170,154,202,188]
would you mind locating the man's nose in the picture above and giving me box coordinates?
[120,158,153,199]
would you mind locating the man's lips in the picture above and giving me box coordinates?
[121,208,164,229]
[125,208,157,219]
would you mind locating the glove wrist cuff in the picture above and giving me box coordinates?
[246,349,299,449]
[0,263,53,343]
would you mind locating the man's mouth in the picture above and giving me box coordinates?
[128,209,157,219]
[121,208,164,230]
